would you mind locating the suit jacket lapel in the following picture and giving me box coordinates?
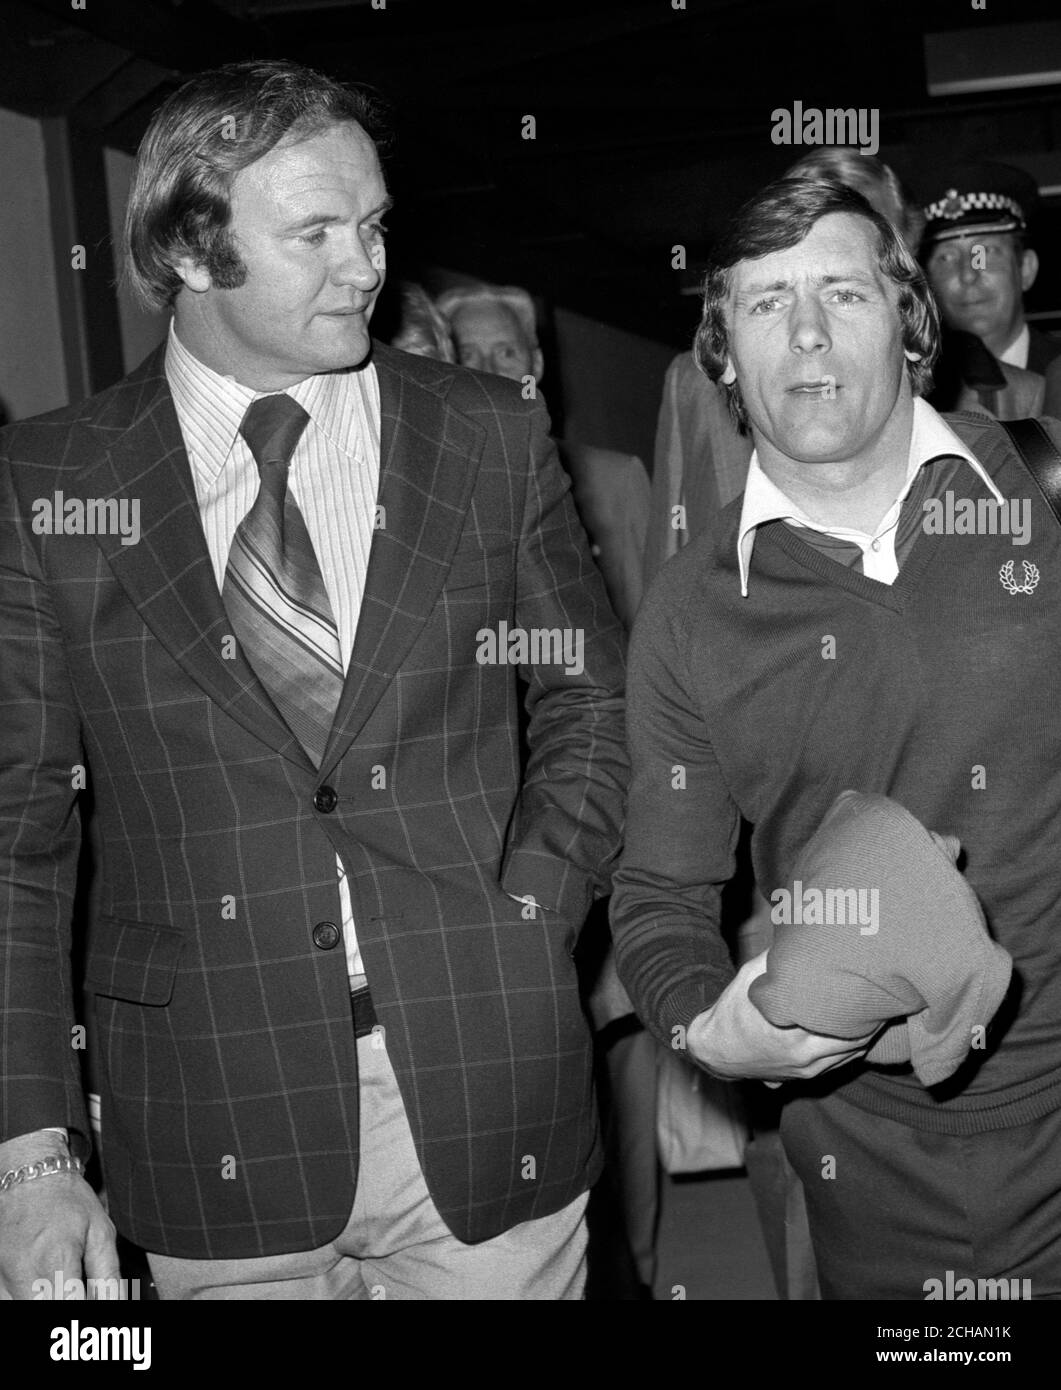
[76,348,316,774]
[319,345,486,776]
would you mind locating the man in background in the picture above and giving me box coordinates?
[437,281,650,631]
[920,160,1060,378]
[437,282,544,385]
[920,159,1055,421]
[387,281,456,361]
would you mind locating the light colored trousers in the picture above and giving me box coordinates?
[148,1034,588,1300]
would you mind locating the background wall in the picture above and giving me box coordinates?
[0,106,66,421]
[405,268,673,469]
[553,309,673,468]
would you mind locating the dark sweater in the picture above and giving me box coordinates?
[612,411,1061,1134]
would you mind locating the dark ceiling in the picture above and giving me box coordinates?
[4,0,1061,346]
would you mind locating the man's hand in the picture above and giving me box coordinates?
[686,951,878,1082]
[0,1133,118,1300]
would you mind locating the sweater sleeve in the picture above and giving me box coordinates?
[609,568,739,1049]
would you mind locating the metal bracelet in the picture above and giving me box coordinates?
[0,1154,85,1194]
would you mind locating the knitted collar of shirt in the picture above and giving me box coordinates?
[164,320,377,484]
[736,396,1005,597]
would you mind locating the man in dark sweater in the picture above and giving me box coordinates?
[611,177,1061,1300]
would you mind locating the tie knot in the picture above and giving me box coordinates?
[240,394,311,474]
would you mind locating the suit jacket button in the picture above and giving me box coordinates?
[314,785,338,813]
[312,921,341,950]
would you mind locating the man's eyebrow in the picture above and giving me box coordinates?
[735,278,792,298]
[280,195,394,232]
[281,212,344,232]
[734,269,876,298]
[815,271,876,286]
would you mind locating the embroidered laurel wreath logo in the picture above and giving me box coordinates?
[999,560,1040,595]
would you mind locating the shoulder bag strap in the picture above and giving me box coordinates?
[999,418,1061,529]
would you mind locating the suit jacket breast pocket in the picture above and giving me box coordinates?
[84,917,184,1006]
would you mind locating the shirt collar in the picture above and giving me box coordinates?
[736,395,1006,597]
[997,323,1030,370]
[289,367,373,460]
[164,321,366,486]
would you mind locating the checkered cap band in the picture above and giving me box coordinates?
[923,188,1025,225]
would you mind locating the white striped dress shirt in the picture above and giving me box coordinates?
[165,322,381,983]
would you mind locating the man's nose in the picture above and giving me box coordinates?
[331,230,384,290]
[788,297,831,354]
[958,252,981,287]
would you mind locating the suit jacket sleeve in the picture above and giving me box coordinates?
[498,398,628,923]
[0,450,90,1152]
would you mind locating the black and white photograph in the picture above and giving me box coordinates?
[1,0,1060,1358]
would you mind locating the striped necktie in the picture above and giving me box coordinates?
[222,393,344,767]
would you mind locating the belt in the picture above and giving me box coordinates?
[351,984,378,1039]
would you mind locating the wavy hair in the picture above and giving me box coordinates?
[694,179,940,433]
[783,147,925,254]
[124,60,390,311]
[434,283,540,351]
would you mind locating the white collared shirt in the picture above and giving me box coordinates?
[998,323,1030,370]
[737,396,1006,597]
[166,322,381,983]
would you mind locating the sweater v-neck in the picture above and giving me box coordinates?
[762,510,943,612]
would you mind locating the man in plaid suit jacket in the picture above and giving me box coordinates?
[0,61,626,1299]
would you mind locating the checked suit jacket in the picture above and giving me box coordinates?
[0,340,627,1259]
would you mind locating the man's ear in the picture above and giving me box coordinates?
[721,358,737,385]
[1019,247,1039,295]
[172,253,213,295]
